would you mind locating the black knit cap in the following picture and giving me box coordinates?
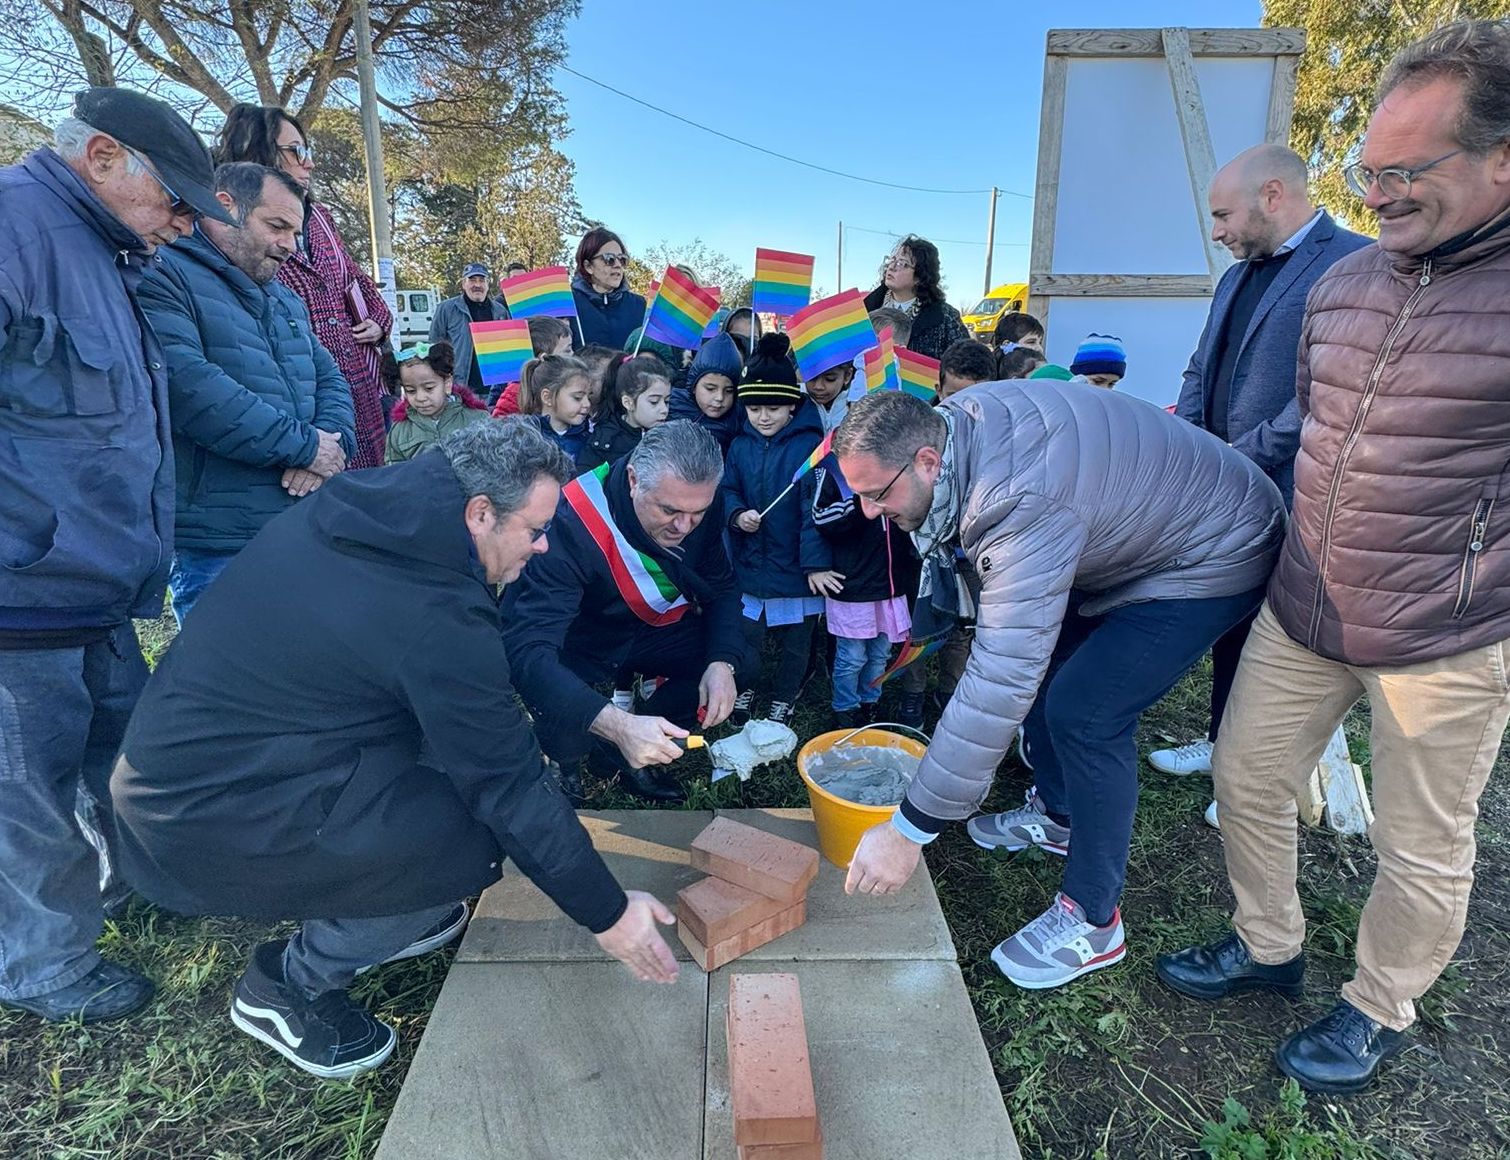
[738,333,802,406]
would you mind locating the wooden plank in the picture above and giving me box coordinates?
[1027,49,1068,324]
[1048,28,1306,57]
[1266,48,1302,146]
[1029,273,1215,297]
[1163,27,1233,284]
[1317,726,1373,835]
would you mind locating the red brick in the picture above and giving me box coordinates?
[677,876,789,946]
[737,1122,824,1158]
[679,899,805,972]
[689,817,819,903]
[726,973,819,1147]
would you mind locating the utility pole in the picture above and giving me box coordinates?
[836,220,843,291]
[353,0,394,297]
[982,186,999,295]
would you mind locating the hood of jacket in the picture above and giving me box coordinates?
[391,385,488,424]
[573,272,629,308]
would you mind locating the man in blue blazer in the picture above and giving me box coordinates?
[1152,144,1372,782]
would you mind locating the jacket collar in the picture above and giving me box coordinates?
[174,227,274,309]
[573,272,626,306]
[1388,204,1510,274]
[26,148,153,261]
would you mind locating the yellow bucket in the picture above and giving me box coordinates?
[796,726,928,868]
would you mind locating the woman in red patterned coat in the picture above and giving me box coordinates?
[214,105,393,469]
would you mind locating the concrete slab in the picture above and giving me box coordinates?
[713,809,956,962]
[703,961,1020,1160]
[374,961,709,1160]
[458,810,714,963]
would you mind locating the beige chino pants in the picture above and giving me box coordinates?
[1212,602,1510,1030]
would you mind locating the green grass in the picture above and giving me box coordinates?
[3,628,1508,1158]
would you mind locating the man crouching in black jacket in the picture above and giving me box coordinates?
[111,420,678,1081]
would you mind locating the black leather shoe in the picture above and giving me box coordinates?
[1,960,155,1023]
[1276,1001,1406,1094]
[617,763,686,804]
[1156,932,1305,1000]
[544,758,587,807]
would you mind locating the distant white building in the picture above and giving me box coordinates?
[0,104,50,166]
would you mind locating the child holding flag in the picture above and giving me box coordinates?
[577,354,671,471]
[721,335,838,727]
[518,354,594,460]
[490,316,574,416]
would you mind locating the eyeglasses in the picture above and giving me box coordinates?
[594,252,629,268]
[128,148,195,218]
[528,520,553,545]
[884,255,915,270]
[396,343,432,362]
[1344,148,1463,201]
[854,458,914,506]
[279,142,315,166]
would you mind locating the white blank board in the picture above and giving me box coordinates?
[1044,50,1280,406]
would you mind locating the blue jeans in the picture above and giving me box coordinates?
[168,549,235,627]
[283,902,459,996]
[0,626,147,1000]
[1021,588,1265,926]
[831,634,889,711]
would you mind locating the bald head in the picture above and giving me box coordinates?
[1208,144,1316,260]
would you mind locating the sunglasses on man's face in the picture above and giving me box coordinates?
[129,149,195,218]
[594,252,629,268]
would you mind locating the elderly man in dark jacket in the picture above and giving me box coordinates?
[429,261,509,395]
[112,421,680,1081]
[1151,144,1371,781]
[502,421,747,804]
[0,88,234,1025]
[139,161,355,624]
[1160,21,1510,1095]
[833,385,1285,993]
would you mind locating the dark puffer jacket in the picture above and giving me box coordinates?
[571,275,647,350]
[139,229,356,553]
[1268,216,1510,667]
[577,408,642,472]
[811,465,920,604]
[721,399,832,598]
[863,286,970,362]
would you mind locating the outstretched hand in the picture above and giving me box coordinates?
[595,891,679,983]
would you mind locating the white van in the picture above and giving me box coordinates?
[391,288,441,350]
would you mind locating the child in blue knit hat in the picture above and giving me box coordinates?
[1070,333,1127,389]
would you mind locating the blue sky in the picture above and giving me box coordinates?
[558,0,1263,308]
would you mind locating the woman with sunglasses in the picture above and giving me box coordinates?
[570,226,647,351]
[214,105,393,471]
[862,235,970,362]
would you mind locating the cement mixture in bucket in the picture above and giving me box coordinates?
[807,744,921,806]
[709,719,799,781]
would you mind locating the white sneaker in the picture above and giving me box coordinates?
[610,687,635,713]
[1147,739,1213,776]
[991,893,1126,990]
[1204,800,1220,830]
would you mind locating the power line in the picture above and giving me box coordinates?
[559,64,1032,200]
[843,223,1030,248]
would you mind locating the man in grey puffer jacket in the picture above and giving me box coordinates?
[834,384,1285,991]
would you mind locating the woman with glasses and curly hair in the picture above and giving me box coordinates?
[214,104,393,471]
[863,235,970,362]
[571,226,647,351]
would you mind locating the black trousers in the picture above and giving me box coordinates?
[741,614,818,705]
[1207,608,1260,742]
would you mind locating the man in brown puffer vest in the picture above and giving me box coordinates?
[1159,19,1510,1096]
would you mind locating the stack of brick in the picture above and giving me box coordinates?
[677,817,820,971]
[727,973,822,1159]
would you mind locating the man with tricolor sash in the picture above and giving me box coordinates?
[503,421,748,803]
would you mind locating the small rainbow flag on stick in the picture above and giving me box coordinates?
[756,430,835,519]
[497,266,575,319]
[643,267,721,350]
[870,633,948,688]
[469,319,532,387]
[786,289,878,384]
[857,327,900,397]
[896,348,941,402]
[752,248,815,317]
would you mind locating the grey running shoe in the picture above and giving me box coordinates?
[991,894,1126,990]
[967,790,1070,857]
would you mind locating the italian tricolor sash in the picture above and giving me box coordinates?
[564,464,691,627]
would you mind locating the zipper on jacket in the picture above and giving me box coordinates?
[1452,496,1494,619]
[1307,260,1434,649]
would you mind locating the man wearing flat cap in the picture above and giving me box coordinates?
[430,260,511,397]
[0,88,233,1024]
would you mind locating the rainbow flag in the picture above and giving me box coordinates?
[870,633,948,688]
[857,327,900,397]
[497,265,575,319]
[469,319,532,387]
[704,305,731,340]
[786,289,878,384]
[896,348,941,402]
[752,248,814,317]
[643,267,720,350]
[791,430,835,484]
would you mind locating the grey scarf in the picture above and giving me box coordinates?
[909,410,973,637]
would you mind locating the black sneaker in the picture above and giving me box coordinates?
[831,708,862,731]
[356,903,470,975]
[730,689,754,728]
[896,690,925,730]
[230,940,397,1080]
[858,701,882,725]
[767,700,795,727]
[0,960,154,1024]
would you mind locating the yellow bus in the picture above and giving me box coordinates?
[961,282,1029,342]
